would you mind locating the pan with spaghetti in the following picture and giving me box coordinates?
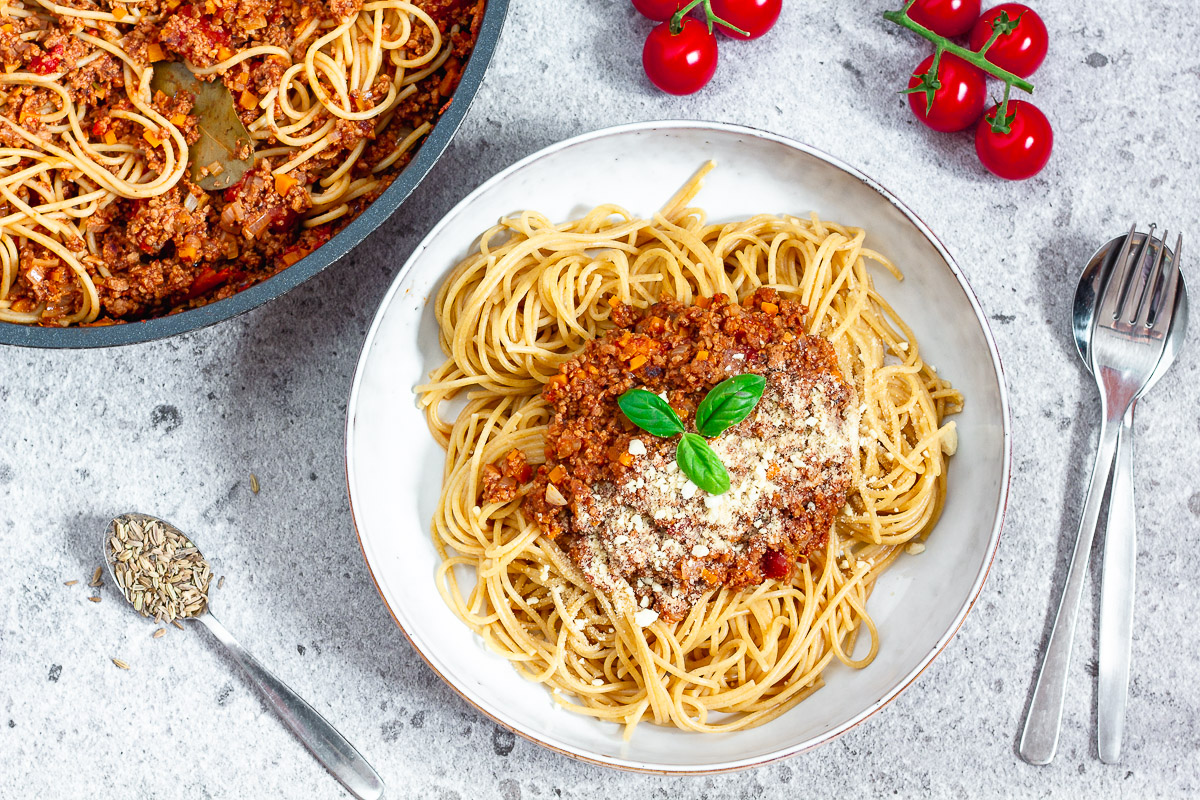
[347,122,1010,771]
[0,0,508,347]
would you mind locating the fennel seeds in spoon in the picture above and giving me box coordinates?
[106,516,211,622]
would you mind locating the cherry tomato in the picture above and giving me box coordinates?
[643,18,719,95]
[631,0,684,22]
[709,0,782,40]
[969,3,1047,78]
[908,0,980,38]
[906,54,986,132]
[975,100,1052,180]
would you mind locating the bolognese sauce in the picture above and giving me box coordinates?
[501,290,861,622]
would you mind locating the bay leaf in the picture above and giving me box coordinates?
[150,61,255,192]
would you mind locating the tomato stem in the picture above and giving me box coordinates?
[989,82,1016,135]
[901,43,945,114]
[670,0,749,37]
[883,6,1035,94]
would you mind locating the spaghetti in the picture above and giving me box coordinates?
[0,0,484,326]
[417,164,963,735]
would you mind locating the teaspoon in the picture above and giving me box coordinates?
[1071,233,1188,763]
[103,512,385,799]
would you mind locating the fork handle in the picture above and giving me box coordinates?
[1098,402,1137,763]
[1019,417,1121,765]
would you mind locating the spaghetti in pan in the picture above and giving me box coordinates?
[0,0,485,327]
[417,163,963,736]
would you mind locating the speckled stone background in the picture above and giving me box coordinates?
[3,1,1199,797]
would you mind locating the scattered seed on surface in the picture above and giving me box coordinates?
[250,473,259,494]
[89,567,103,587]
[172,620,185,630]
[111,658,129,670]
[153,628,166,638]
[63,580,78,586]
[218,575,225,590]
[88,596,101,603]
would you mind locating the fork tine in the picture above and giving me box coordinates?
[1116,224,1155,321]
[1100,223,1137,290]
[1132,230,1168,325]
[1097,224,1141,324]
[1147,233,1183,330]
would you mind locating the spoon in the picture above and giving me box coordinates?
[103,513,385,799]
[1071,232,1189,763]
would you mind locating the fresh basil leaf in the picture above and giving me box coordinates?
[676,433,730,495]
[617,389,684,438]
[695,374,766,438]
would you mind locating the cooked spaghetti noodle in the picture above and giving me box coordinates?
[0,0,484,326]
[417,163,963,735]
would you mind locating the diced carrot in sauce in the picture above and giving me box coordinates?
[103,132,117,145]
[239,90,257,109]
[146,43,165,62]
[274,172,297,195]
[548,465,568,484]
[281,248,309,266]
[629,355,647,370]
[760,302,779,315]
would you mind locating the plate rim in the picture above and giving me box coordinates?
[344,119,1013,774]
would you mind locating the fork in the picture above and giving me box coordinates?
[1019,224,1183,765]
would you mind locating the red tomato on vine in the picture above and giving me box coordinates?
[907,0,981,38]
[975,100,1053,179]
[709,0,782,40]
[969,3,1047,78]
[642,17,719,95]
[631,0,685,22]
[906,54,986,132]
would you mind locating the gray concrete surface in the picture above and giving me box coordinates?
[3,1,1199,797]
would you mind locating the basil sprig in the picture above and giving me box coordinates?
[616,375,766,496]
[695,374,766,437]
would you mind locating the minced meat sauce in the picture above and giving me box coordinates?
[489,290,861,623]
[2,0,484,325]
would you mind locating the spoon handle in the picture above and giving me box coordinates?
[1098,403,1137,763]
[1019,414,1121,765]
[198,614,385,800]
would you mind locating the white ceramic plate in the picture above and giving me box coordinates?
[346,121,1011,773]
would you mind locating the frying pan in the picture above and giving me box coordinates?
[0,0,509,348]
